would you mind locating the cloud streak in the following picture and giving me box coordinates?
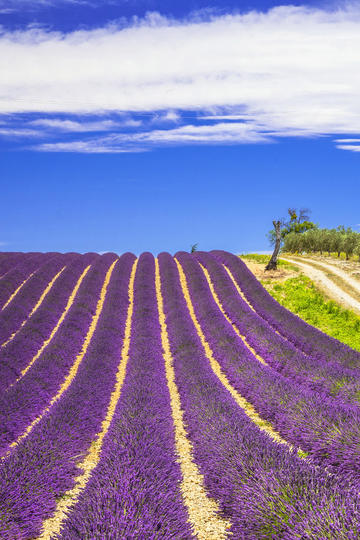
[34,121,269,152]
[0,0,94,11]
[30,118,142,131]
[1,5,360,151]
[336,144,360,152]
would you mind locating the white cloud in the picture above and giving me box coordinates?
[29,118,141,131]
[0,0,94,10]
[34,121,268,152]
[36,140,147,153]
[334,138,360,143]
[2,5,360,150]
[200,115,251,121]
[336,144,360,152]
[151,111,181,123]
[0,128,42,137]
[131,122,266,143]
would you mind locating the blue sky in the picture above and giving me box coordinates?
[1,0,359,254]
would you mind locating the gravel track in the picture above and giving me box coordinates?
[283,257,360,315]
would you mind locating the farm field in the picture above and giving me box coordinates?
[1,251,360,538]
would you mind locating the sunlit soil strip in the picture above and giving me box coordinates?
[223,264,255,310]
[36,259,137,540]
[200,264,268,367]
[1,272,35,311]
[155,259,231,540]
[2,260,118,462]
[223,264,283,339]
[175,258,293,450]
[1,266,66,348]
[12,265,90,385]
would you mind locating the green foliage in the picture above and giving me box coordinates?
[263,275,360,352]
[283,220,317,237]
[190,243,198,253]
[283,226,360,259]
[268,208,317,246]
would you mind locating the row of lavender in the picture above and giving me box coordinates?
[176,252,360,486]
[0,252,59,309]
[0,253,96,394]
[212,250,360,369]
[195,251,360,403]
[0,253,36,278]
[0,251,359,537]
[0,253,119,453]
[0,252,132,537]
[0,253,193,539]
[58,253,193,538]
[43,253,360,538]
[0,253,77,345]
[158,252,360,538]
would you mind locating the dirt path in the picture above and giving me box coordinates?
[300,255,360,280]
[292,257,360,295]
[283,257,360,315]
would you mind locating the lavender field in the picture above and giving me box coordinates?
[1,250,360,539]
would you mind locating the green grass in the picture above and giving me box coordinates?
[240,253,298,269]
[262,274,360,352]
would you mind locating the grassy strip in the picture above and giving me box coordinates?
[262,273,360,352]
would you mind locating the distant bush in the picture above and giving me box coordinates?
[283,226,360,261]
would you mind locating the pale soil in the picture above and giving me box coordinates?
[288,257,360,300]
[282,257,360,315]
[291,256,360,291]
[293,254,360,281]
[243,260,298,282]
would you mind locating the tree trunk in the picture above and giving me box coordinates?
[265,220,281,271]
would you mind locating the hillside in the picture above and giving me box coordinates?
[241,254,360,352]
[0,251,360,538]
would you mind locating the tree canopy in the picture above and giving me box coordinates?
[268,208,317,245]
[283,226,360,260]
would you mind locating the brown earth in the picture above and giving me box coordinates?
[242,260,298,282]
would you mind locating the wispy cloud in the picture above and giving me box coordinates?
[35,139,147,153]
[151,111,181,123]
[34,121,268,152]
[0,128,42,137]
[1,6,360,151]
[334,138,360,143]
[0,0,95,11]
[334,137,360,152]
[30,118,141,132]
[336,144,360,152]
[0,114,144,140]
